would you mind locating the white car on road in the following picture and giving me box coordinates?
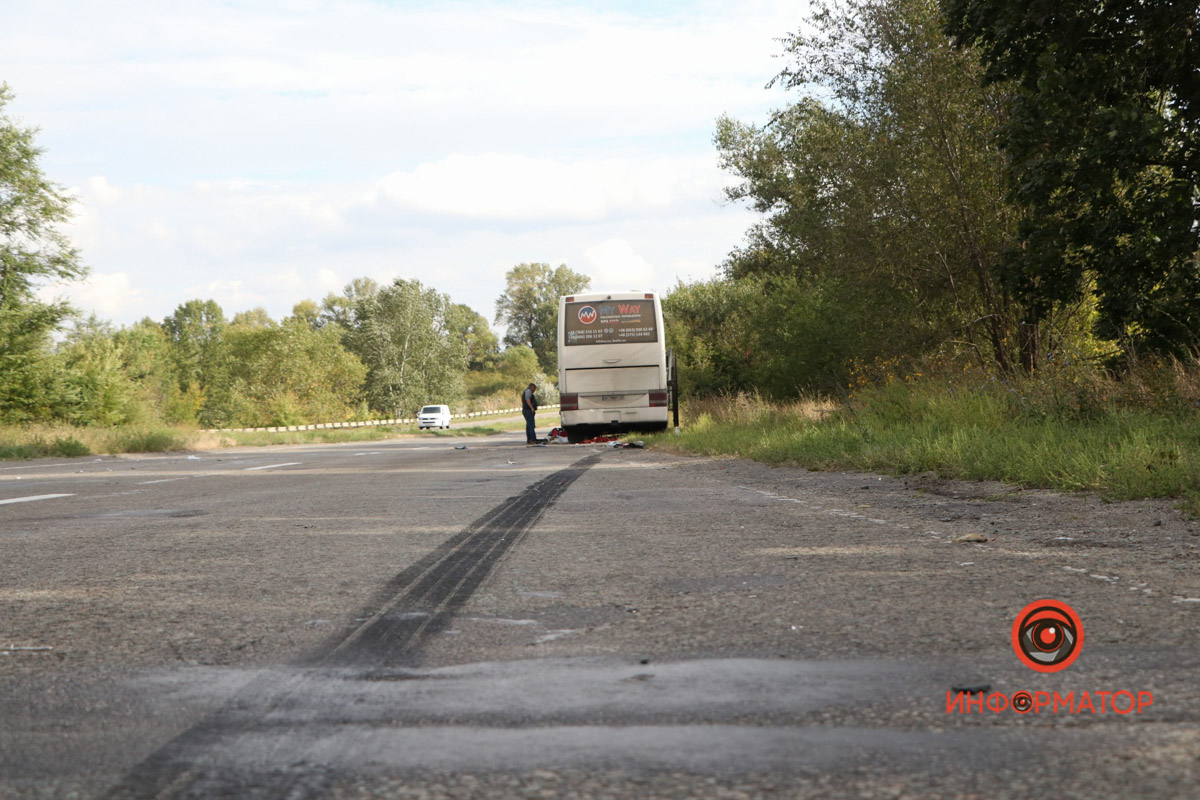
[417,405,452,430]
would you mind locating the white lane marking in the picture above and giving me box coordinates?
[0,462,87,472]
[0,493,75,506]
[0,453,207,471]
[137,470,222,486]
[352,452,383,456]
[243,462,303,471]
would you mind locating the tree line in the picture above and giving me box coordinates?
[0,267,585,429]
[6,0,1198,425]
[666,0,1199,397]
[0,84,591,429]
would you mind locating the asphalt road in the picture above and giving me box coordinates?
[1,432,1197,799]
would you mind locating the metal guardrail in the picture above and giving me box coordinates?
[205,405,561,434]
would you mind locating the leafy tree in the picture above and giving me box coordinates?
[448,302,500,370]
[320,277,380,330]
[161,299,230,424]
[494,262,590,374]
[713,0,1067,377]
[230,307,275,328]
[664,278,763,397]
[163,299,227,391]
[345,278,467,417]
[462,344,551,406]
[943,0,1200,355]
[288,299,322,330]
[0,83,87,421]
[0,305,59,422]
[223,318,367,426]
[51,317,139,426]
[114,318,191,423]
[497,345,541,386]
[666,274,886,397]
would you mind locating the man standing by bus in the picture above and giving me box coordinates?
[522,382,539,445]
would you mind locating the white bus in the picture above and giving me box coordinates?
[557,291,675,443]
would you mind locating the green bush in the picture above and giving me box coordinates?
[0,442,47,460]
[50,436,92,457]
[0,435,92,459]
[105,428,189,454]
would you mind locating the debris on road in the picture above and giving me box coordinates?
[953,532,989,543]
[2,643,54,653]
[950,683,991,695]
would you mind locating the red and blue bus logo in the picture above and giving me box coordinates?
[578,306,597,324]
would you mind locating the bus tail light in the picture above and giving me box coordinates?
[649,391,668,407]
[560,393,579,411]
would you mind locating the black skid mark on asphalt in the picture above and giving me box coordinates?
[317,452,600,669]
[100,454,600,800]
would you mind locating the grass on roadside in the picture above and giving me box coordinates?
[647,379,1200,513]
[222,423,523,447]
[0,423,202,459]
[0,411,561,460]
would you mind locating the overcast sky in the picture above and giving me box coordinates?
[4,0,803,330]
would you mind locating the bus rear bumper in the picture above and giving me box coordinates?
[560,409,668,442]
[561,408,668,426]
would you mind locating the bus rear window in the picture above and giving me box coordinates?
[564,301,658,346]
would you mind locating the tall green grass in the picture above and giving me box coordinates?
[653,374,1200,512]
[0,424,200,458]
[0,436,92,460]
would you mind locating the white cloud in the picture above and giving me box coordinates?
[369,153,720,222]
[669,257,725,286]
[582,239,655,292]
[317,268,343,293]
[266,269,308,293]
[187,279,264,314]
[5,0,803,328]
[49,166,759,326]
[85,176,123,205]
[38,271,161,322]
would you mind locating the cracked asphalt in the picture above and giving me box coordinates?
[1,433,1197,798]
